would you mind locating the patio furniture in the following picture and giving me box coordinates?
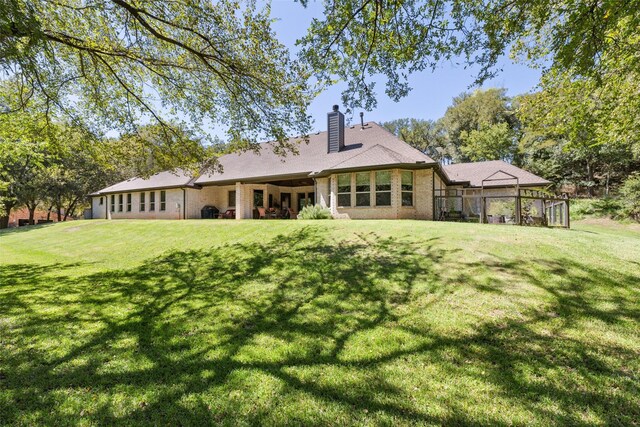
[287,208,298,219]
[257,207,268,219]
[201,205,219,219]
[218,209,235,219]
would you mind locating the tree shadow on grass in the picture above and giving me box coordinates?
[0,226,638,425]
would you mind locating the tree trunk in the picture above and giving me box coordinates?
[56,196,62,222]
[28,206,36,225]
[63,197,79,221]
[586,161,594,197]
[0,202,15,229]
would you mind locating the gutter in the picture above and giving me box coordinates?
[196,172,313,187]
[94,183,202,196]
[311,161,438,178]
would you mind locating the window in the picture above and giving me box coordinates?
[99,197,103,205]
[375,171,391,206]
[308,192,315,206]
[401,171,414,206]
[110,195,115,212]
[126,193,132,212]
[140,192,146,211]
[149,191,155,211]
[253,189,263,207]
[298,193,307,210]
[337,173,351,207]
[160,190,166,211]
[228,190,236,207]
[355,172,370,206]
[118,194,123,212]
[268,194,274,208]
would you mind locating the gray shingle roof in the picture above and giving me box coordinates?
[195,122,435,184]
[443,160,550,187]
[96,170,197,194]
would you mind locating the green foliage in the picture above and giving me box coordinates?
[441,88,519,162]
[382,118,449,161]
[1,220,639,424]
[486,200,515,218]
[297,204,332,219]
[0,101,124,226]
[570,198,624,221]
[518,83,640,195]
[460,122,516,162]
[619,173,640,221]
[1,0,312,156]
[299,0,638,112]
[517,22,640,168]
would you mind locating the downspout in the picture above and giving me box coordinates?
[182,188,186,220]
[432,170,435,221]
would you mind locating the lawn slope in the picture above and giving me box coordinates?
[1,220,639,426]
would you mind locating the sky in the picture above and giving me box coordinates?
[268,0,543,132]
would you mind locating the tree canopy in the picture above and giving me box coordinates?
[1,0,313,161]
[299,0,639,112]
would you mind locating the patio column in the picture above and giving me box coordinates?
[329,175,338,217]
[235,182,243,220]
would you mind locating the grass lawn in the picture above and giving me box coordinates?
[1,219,639,426]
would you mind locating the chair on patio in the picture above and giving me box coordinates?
[287,208,298,219]
[257,207,268,219]
[218,209,235,219]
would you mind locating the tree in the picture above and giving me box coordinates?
[299,0,639,112]
[382,118,450,162]
[517,86,639,197]
[0,108,50,228]
[517,27,640,156]
[1,0,313,164]
[440,88,518,162]
[459,122,516,162]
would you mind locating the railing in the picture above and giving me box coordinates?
[434,189,570,228]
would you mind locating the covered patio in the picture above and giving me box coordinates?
[196,174,316,220]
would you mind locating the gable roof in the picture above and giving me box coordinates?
[95,170,198,194]
[442,160,550,187]
[195,122,435,184]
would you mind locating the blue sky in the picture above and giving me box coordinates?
[269,0,543,131]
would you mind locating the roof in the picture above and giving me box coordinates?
[91,125,551,195]
[95,170,198,194]
[195,122,435,184]
[442,160,551,188]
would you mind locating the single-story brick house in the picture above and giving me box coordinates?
[90,106,550,220]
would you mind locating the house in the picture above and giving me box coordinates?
[90,106,551,221]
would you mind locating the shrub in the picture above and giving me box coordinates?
[619,173,640,221]
[297,204,332,220]
[570,198,623,221]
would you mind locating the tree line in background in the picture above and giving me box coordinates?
[383,85,640,219]
[0,98,222,228]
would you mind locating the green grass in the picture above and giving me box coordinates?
[1,219,639,426]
